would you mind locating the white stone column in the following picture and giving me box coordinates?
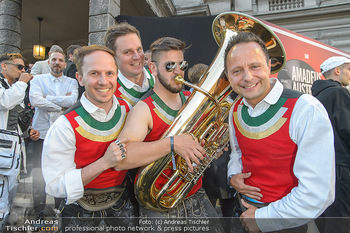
[0,0,22,54]
[88,0,120,45]
[235,0,253,12]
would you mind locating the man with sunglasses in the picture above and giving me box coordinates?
[114,37,224,232]
[104,22,156,109]
[0,53,40,231]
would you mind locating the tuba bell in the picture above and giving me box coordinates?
[134,12,286,211]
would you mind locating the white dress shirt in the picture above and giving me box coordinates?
[118,67,153,91]
[42,94,120,204]
[29,73,78,139]
[228,78,335,232]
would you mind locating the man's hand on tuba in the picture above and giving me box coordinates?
[173,134,206,173]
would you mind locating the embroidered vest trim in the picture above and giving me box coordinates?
[150,90,187,125]
[73,105,124,142]
[232,89,301,203]
[116,70,155,107]
[234,97,288,139]
[141,90,200,198]
[65,102,127,189]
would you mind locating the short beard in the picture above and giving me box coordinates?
[50,66,64,75]
[158,72,183,93]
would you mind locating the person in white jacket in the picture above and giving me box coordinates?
[0,53,40,231]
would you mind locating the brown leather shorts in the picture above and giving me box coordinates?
[77,185,126,211]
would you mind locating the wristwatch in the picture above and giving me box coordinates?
[228,174,234,188]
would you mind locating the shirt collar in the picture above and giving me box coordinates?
[262,78,283,105]
[118,67,151,89]
[48,73,64,82]
[242,78,283,107]
[80,92,119,115]
[0,73,10,87]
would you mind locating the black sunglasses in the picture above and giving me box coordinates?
[4,62,25,70]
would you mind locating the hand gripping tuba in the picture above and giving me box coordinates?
[135,12,286,211]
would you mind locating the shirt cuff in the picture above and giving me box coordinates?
[255,207,297,232]
[15,81,28,88]
[255,207,273,232]
[65,169,84,205]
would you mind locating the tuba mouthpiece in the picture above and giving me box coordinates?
[174,75,185,84]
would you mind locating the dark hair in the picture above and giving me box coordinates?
[150,37,186,62]
[104,22,141,52]
[188,63,208,84]
[66,45,82,57]
[224,32,269,73]
[73,45,116,75]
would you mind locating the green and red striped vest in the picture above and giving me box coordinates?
[232,89,301,203]
[115,69,155,108]
[141,89,202,197]
[65,101,128,189]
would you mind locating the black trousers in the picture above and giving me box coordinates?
[32,139,46,212]
[60,188,137,233]
[316,165,350,233]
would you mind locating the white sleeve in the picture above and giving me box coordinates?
[45,79,78,108]
[0,81,27,110]
[29,76,62,111]
[30,62,41,75]
[256,94,335,232]
[30,61,45,75]
[227,105,243,178]
[41,115,84,204]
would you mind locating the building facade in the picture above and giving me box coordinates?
[0,0,349,62]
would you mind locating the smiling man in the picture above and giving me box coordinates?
[41,45,136,231]
[225,32,335,233]
[114,37,225,233]
[104,22,155,109]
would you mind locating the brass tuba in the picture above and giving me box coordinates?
[135,12,286,211]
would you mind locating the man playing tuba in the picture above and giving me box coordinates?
[115,37,225,233]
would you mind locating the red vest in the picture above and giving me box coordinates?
[232,91,300,203]
[141,90,201,197]
[114,69,155,108]
[65,101,128,189]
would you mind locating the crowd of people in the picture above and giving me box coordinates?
[0,21,349,233]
